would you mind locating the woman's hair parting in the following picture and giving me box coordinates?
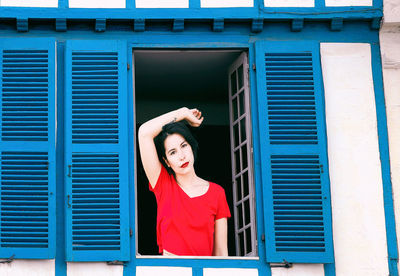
[154,121,199,175]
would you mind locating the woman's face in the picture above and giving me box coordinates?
[164,133,194,175]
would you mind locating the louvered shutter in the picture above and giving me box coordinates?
[0,38,56,259]
[254,41,334,263]
[65,40,129,261]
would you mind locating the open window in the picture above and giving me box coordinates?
[134,50,257,257]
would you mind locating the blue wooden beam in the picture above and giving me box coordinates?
[370,17,381,30]
[134,19,145,32]
[95,19,106,32]
[173,19,184,32]
[291,18,304,32]
[55,18,67,32]
[251,18,263,33]
[16,18,28,32]
[330,17,343,31]
[213,18,224,32]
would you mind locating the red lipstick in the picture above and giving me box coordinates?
[181,162,189,168]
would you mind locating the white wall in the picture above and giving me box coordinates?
[271,264,324,276]
[0,0,57,7]
[0,259,55,276]
[324,0,372,7]
[67,262,123,276]
[69,0,125,8]
[320,43,388,276]
[380,0,400,271]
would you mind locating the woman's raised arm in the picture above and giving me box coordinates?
[138,107,203,188]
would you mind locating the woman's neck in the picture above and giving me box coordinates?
[175,171,198,188]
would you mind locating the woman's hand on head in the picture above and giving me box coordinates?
[185,108,204,127]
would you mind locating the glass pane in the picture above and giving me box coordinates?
[235,149,241,172]
[242,145,248,170]
[244,199,250,225]
[230,71,237,96]
[237,204,243,229]
[232,96,238,121]
[233,123,239,148]
[239,231,245,256]
[239,91,245,117]
[240,118,246,144]
[246,227,252,254]
[243,171,249,197]
[235,175,242,201]
[238,65,244,89]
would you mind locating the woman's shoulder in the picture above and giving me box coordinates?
[207,181,226,195]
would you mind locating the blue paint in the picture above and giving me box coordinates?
[192,267,203,276]
[291,18,304,32]
[64,40,130,261]
[254,41,334,263]
[95,19,106,32]
[0,6,382,20]
[16,18,28,32]
[0,37,57,259]
[370,43,399,276]
[56,19,67,32]
[324,263,336,276]
[213,18,224,32]
[330,17,343,31]
[55,41,68,276]
[134,19,145,32]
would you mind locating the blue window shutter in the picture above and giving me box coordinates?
[0,38,56,259]
[65,40,130,261]
[254,41,334,263]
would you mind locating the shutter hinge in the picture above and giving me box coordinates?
[107,260,125,266]
[130,228,133,237]
[320,164,324,173]
[252,63,256,71]
[261,234,265,242]
[127,63,130,70]
[270,260,293,268]
[0,254,15,264]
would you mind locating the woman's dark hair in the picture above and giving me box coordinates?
[154,121,199,175]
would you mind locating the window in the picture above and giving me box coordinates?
[0,38,334,264]
[134,50,258,257]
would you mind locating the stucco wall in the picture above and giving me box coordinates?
[320,43,388,276]
[381,0,400,272]
[380,0,400,269]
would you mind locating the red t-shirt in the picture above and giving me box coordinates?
[149,166,231,256]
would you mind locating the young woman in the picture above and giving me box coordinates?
[138,107,231,256]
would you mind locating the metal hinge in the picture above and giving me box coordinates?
[130,228,133,237]
[270,260,293,268]
[0,254,15,264]
[107,260,125,266]
[127,63,130,70]
[252,63,256,70]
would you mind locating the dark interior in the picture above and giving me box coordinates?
[134,50,242,256]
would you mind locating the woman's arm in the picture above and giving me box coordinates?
[213,218,228,256]
[138,107,203,188]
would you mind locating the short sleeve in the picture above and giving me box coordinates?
[216,187,231,220]
[149,165,170,199]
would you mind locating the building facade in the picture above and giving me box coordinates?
[0,0,399,275]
